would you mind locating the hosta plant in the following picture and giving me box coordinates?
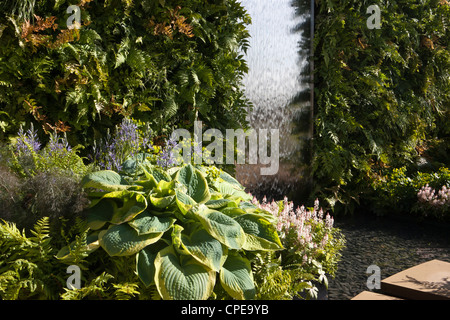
[59,161,283,300]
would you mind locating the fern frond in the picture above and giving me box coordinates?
[29,216,50,241]
[0,219,29,245]
[113,282,140,300]
[60,272,114,300]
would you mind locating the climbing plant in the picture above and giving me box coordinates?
[313,0,450,212]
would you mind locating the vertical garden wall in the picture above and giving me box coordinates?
[0,0,252,148]
[312,0,450,215]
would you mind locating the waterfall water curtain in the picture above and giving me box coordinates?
[236,0,313,201]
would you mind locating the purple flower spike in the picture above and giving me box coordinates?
[16,125,41,155]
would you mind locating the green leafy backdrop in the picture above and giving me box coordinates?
[0,0,251,149]
[313,0,450,212]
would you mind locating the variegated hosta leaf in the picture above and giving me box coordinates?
[154,246,216,300]
[212,179,252,201]
[205,198,239,210]
[86,198,116,230]
[175,164,211,203]
[136,242,167,287]
[234,214,283,251]
[99,224,163,256]
[220,252,255,300]
[220,206,247,219]
[81,170,129,191]
[194,208,246,250]
[87,191,147,229]
[149,194,175,209]
[154,179,176,195]
[141,163,172,183]
[175,189,197,215]
[175,225,226,272]
[128,211,176,235]
[219,170,245,190]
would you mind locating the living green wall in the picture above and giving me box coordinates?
[0,0,251,149]
[312,0,450,212]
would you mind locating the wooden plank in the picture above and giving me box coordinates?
[381,259,450,300]
[351,291,403,300]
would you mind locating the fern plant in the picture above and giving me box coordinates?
[0,217,64,300]
[0,0,252,152]
[313,0,450,212]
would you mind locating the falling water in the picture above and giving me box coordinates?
[236,0,313,202]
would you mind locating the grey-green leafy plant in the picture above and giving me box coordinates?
[60,162,284,300]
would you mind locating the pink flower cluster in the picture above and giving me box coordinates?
[253,196,335,255]
[417,184,449,207]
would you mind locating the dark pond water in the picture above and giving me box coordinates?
[326,213,450,300]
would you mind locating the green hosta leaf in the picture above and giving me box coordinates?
[234,214,283,251]
[219,171,245,190]
[82,170,129,191]
[142,164,172,182]
[129,211,176,235]
[213,180,252,201]
[175,164,211,203]
[121,155,151,176]
[177,226,227,272]
[99,224,163,256]
[220,252,255,300]
[136,242,167,287]
[205,198,239,209]
[175,189,197,215]
[154,246,216,300]
[88,191,147,229]
[149,194,176,209]
[194,208,246,250]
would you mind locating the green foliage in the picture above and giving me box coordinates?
[70,162,283,300]
[0,217,65,300]
[0,128,90,232]
[9,126,90,179]
[313,0,450,212]
[0,0,252,150]
[253,198,346,299]
[372,166,450,218]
